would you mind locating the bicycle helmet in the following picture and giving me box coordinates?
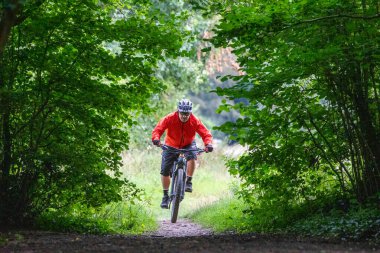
[177,99,193,113]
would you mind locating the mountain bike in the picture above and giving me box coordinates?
[161,144,205,223]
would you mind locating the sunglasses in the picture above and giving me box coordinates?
[179,112,190,116]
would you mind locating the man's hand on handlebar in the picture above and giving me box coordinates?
[205,144,213,153]
[152,139,161,147]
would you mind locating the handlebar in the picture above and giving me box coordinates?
[160,144,207,154]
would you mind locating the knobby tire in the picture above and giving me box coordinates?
[171,168,183,223]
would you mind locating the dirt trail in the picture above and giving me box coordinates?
[146,218,213,237]
[1,219,378,252]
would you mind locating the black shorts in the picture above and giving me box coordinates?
[160,141,198,176]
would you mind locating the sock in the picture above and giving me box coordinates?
[163,189,169,196]
[186,176,192,182]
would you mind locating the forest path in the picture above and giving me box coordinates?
[146,218,213,237]
[1,223,378,253]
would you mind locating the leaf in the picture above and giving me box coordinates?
[201,46,212,52]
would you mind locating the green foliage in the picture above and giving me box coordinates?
[37,208,110,234]
[127,4,215,148]
[216,78,349,228]
[36,202,157,234]
[0,235,7,247]
[287,203,380,242]
[191,193,380,242]
[189,197,250,233]
[0,0,184,225]
[206,0,380,222]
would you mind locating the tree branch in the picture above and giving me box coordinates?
[0,0,46,53]
[293,13,380,26]
[14,0,46,25]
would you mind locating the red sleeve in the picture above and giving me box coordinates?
[196,118,213,146]
[152,115,170,141]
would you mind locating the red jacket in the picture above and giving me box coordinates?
[152,111,213,148]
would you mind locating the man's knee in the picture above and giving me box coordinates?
[187,159,195,168]
[160,167,171,177]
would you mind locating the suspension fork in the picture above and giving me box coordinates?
[170,155,188,200]
[178,156,187,200]
[170,161,177,199]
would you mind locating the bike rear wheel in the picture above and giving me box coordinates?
[171,168,183,223]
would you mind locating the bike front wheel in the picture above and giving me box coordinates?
[171,168,184,223]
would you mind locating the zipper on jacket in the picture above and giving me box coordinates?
[180,122,184,148]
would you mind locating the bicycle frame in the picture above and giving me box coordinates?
[161,144,205,223]
[170,152,187,202]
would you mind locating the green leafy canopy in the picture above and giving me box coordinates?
[0,0,184,225]
[209,0,380,224]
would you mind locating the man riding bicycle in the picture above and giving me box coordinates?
[152,98,213,209]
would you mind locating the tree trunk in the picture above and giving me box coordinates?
[352,66,380,199]
[0,0,23,54]
[1,111,11,176]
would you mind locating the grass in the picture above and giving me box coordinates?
[120,142,236,222]
[37,201,157,235]
[188,194,380,243]
[35,141,380,243]
[35,142,240,235]
[187,197,250,233]
[120,142,380,243]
